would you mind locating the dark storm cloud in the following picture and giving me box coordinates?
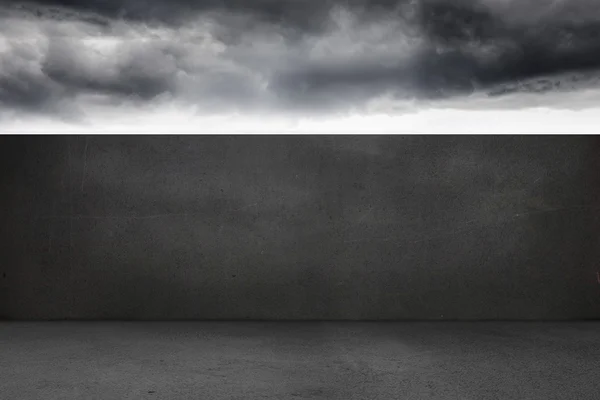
[7,0,408,27]
[1,0,600,115]
[274,0,600,103]
[417,1,600,86]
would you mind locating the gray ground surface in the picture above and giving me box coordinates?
[0,322,599,399]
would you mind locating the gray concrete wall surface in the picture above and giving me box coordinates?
[0,135,599,320]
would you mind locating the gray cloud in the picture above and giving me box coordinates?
[1,0,600,116]
[41,38,177,99]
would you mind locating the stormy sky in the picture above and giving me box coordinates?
[2,0,600,132]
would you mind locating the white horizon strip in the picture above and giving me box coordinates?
[2,105,600,134]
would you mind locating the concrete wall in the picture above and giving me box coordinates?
[1,135,599,320]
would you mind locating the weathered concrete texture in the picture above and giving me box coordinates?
[0,322,599,399]
[0,136,599,320]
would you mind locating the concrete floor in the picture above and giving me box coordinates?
[0,322,598,399]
